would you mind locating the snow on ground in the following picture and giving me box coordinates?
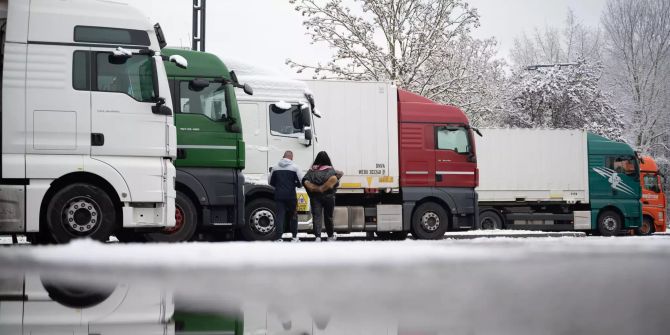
[2,236,670,334]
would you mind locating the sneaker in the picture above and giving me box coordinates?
[315,237,321,242]
[327,234,337,242]
[291,237,300,243]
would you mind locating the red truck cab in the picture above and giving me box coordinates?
[638,156,666,234]
[397,90,479,236]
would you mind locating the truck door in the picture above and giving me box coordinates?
[432,125,477,188]
[173,79,239,167]
[239,102,268,175]
[89,49,169,158]
[266,103,314,172]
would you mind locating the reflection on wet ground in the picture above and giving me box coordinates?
[1,235,670,334]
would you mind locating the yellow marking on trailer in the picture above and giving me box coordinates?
[379,176,393,183]
[341,183,362,188]
[366,177,373,186]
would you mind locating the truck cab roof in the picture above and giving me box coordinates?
[397,89,469,124]
[640,155,660,173]
[587,133,635,156]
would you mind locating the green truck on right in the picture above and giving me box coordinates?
[475,129,642,236]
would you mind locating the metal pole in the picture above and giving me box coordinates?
[192,0,198,50]
[201,0,206,51]
[192,0,206,51]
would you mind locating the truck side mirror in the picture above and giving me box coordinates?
[304,128,313,141]
[243,83,253,96]
[189,78,210,91]
[301,107,312,127]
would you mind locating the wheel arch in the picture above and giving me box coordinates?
[411,196,453,230]
[40,172,123,233]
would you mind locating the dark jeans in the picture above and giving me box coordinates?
[311,194,335,238]
[275,198,298,238]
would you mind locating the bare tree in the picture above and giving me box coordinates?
[602,0,670,156]
[510,9,602,68]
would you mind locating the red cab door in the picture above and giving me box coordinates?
[433,125,477,188]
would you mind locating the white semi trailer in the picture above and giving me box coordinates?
[0,0,186,243]
[475,128,642,235]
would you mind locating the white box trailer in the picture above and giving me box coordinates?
[305,80,400,190]
[476,128,590,203]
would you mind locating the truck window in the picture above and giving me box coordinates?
[178,81,228,120]
[95,53,155,102]
[269,104,302,136]
[643,174,661,193]
[436,126,470,154]
[72,51,90,90]
[606,156,638,178]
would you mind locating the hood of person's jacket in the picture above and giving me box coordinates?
[278,158,294,168]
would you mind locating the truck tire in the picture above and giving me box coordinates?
[242,198,278,241]
[46,183,117,243]
[478,210,504,230]
[411,202,449,240]
[145,191,198,242]
[42,277,115,309]
[375,231,408,241]
[636,217,654,236]
[597,210,622,236]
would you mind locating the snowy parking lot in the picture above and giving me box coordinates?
[2,234,670,334]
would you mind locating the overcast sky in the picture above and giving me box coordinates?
[132,0,608,77]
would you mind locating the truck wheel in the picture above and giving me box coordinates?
[636,217,654,236]
[597,210,622,237]
[46,183,117,243]
[145,191,198,242]
[42,277,115,309]
[411,202,449,240]
[375,231,408,241]
[478,211,503,230]
[242,198,278,241]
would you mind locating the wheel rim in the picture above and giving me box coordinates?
[420,212,440,232]
[602,216,618,231]
[63,196,100,235]
[640,220,651,235]
[250,208,275,235]
[165,205,185,234]
[481,217,497,230]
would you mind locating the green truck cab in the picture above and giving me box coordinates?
[587,133,642,234]
[149,48,251,241]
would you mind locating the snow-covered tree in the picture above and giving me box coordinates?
[506,61,624,140]
[601,0,670,156]
[287,0,507,125]
[286,0,479,87]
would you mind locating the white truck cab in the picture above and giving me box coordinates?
[226,59,316,240]
[0,0,180,242]
[0,274,174,335]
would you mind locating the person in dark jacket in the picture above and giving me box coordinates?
[302,151,342,242]
[268,151,304,242]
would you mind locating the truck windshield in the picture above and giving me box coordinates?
[436,126,471,154]
[179,81,229,120]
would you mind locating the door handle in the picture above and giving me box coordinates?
[643,201,649,205]
[91,133,104,146]
[177,148,186,159]
[438,159,451,162]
